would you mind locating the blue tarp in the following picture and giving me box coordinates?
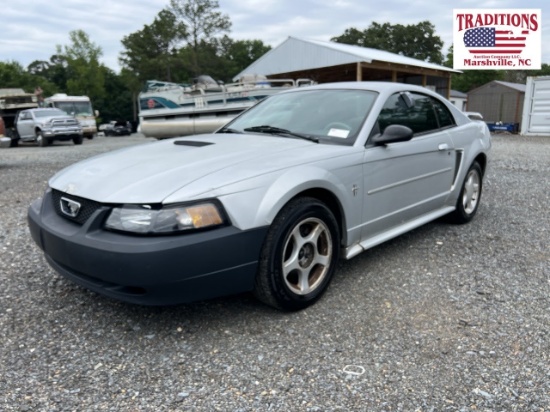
[486,123,519,133]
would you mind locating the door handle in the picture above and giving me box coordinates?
[438,143,451,151]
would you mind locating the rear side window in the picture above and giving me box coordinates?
[431,98,455,128]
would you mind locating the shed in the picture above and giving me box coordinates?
[233,37,460,98]
[467,80,526,126]
[449,90,468,111]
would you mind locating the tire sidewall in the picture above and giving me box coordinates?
[37,131,48,147]
[455,162,483,223]
[259,198,340,310]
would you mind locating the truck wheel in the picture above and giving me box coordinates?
[37,131,48,147]
[73,135,83,145]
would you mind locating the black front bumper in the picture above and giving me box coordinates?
[28,190,268,305]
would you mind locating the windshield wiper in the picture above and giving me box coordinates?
[217,127,241,134]
[244,125,319,143]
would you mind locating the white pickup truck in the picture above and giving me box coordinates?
[12,108,83,147]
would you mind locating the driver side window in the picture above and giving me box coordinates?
[374,92,441,137]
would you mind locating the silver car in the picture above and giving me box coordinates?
[28,82,491,310]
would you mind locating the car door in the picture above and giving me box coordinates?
[360,91,457,240]
[16,111,34,139]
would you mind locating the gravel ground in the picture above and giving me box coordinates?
[0,134,548,411]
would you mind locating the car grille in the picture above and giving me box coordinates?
[51,189,103,225]
[51,119,79,127]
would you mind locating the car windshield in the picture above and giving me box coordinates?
[34,109,66,118]
[222,89,378,145]
[54,101,93,116]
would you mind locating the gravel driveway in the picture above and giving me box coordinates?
[0,134,548,411]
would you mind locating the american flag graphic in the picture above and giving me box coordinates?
[463,27,528,54]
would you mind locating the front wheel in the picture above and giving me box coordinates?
[73,135,83,145]
[254,197,340,310]
[36,131,48,147]
[448,161,483,224]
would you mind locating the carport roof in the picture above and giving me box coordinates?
[233,36,459,80]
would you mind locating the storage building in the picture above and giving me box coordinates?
[233,37,460,98]
[467,81,526,128]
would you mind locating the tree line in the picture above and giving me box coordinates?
[2,0,549,123]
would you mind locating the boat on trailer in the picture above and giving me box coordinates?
[138,74,315,139]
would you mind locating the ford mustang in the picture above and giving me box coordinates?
[28,82,491,310]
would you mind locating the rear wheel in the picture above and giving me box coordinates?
[448,161,483,224]
[254,197,340,310]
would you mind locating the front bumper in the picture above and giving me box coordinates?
[43,127,82,139]
[28,190,268,305]
[82,125,97,134]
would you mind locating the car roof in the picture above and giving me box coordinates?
[25,107,64,112]
[287,81,435,93]
[276,81,451,102]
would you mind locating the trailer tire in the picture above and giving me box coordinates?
[6,129,18,147]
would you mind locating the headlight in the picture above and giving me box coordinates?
[104,202,226,234]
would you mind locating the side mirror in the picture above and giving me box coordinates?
[372,124,414,145]
[95,110,99,117]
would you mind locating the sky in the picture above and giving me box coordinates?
[1,0,548,73]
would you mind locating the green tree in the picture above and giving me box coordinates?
[94,67,134,123]
[0,61,56,95]
[120,9,187,83]
[27,55,68,92]
[169,0,231,75]
[220,37,272,79]
[332,21,444,64]
[58,30,106,102]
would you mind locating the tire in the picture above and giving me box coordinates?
[254,197,340,310]
[73,135,83,145]
[6,129,18,147]
[448,161,483,224]
[37,131,48,147]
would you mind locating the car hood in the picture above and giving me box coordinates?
[49,134,349,204]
